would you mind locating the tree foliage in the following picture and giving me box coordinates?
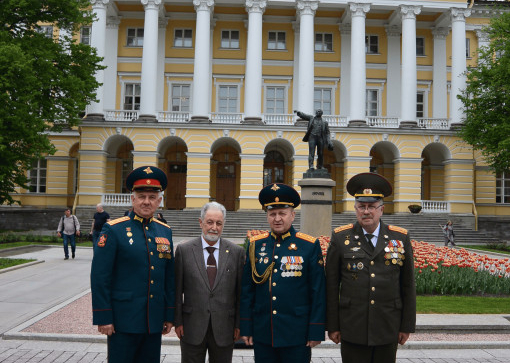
[0,0,103,205]
[459,10,510,174]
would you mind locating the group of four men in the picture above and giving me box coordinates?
[90,165,416,363]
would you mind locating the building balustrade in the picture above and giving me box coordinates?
[421,200,449,213]
[264,113,296,125]
[211,112,243,124]
[158,111,190,123]
[104,110,139,122]
[418,118,450,130]
[102,193,164,207]
[367,117,400,128]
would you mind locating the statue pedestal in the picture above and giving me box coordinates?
[298,178,335,238]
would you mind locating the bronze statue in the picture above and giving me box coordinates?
[294,109,333,170]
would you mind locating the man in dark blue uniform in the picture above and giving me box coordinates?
[240,183,326,363]
[326,173,416,363]
[91,166,175,363]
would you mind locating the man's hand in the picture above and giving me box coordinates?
[398,332,410,345]
[234,328,240,341]
[98,324,115,336]
[76,231,81,237]
[241,336,253,346]
[162,322,173,335]
[57,232,61,238]
[175,325,184,339]
[328,331,341,344]
[306,341,321,348]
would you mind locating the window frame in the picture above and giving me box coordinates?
[267,31,286,50]
[38,25,54,39]
[264,86,287,114]
[123,83,141,111]
[217,84,240,113]
[416,91,425,118]
[466,37,471,58]
[365,35,379,54]
[80,26,91,45]
[28,158,47,193]
[496,172,510,204]
[315,32,333,52]
[314,88,333,115]
[416,37,426,56]
[170,83,191,112]
[174,29,193,48]
[220,30,240,49]
[365,88,380,117]
[126,28,144,47]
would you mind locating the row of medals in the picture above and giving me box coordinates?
[280,256,303,277]
[384,241,405,266]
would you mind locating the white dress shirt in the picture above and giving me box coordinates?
[201,236,220,268]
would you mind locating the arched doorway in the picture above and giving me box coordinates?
[369,141,399,212]
[324,140,347,213]
[211,139,241,211]
[159,137,188,210]
[421,143,450,201]
[104,135,134,194]
[263,139,294,187]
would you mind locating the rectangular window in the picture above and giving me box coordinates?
[417,92,425,118]
[268,31,286,50]
[174,29,193,48]
[124,83,141,110]
[38,25,54,39]
[127,28,144,47]
[218,85,238,113]
[466,38,471,58]
[416,37,425,56]
[366,89,378,116]
[80,26,91,45]
[28,159,47,193]
[365,35,378,54]
[496,172,510,203]
[221,30,240,49]
[315,33,333,52]
[171,84,191,112]
[314,88,332,115]
[266,87,285,114]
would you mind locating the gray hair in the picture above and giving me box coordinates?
[201,202,226,221]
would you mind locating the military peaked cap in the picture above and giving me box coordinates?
[126,166,167,192]
[346,172,392,203]
[259,183,301,210]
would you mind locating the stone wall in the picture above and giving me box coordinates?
[478,216,510,242]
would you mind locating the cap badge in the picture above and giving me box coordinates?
[275,197,280,202]
[363,188,372,195]
[271,184,280,191]
[143,167,153,174]
[146,180,151,184]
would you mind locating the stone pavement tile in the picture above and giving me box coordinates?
[51,351,75,363]
[161,354,181,363]
[312,348,341,358]
[39,350,67,363]
[17,340,93,352]
[397,349,429,358]
[85,343,107,353]
[486,349,510,358]
[63,351,88,363]
[91,352,107,362]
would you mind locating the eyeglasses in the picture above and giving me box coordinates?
[355,204,383,212]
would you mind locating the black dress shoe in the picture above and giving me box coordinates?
[64,256,69,260]
[72,253,75,259]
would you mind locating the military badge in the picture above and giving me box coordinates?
[288,243,297,250]
[98,234,107,247]
[129,238,134,245]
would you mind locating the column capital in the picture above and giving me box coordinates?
[400,5,421,20]
[475,28,490,42]
[159,17,169,29]
[106,16,121,29]
[349,3,370,18]
[432,27,449,39]
[90,0,110,9]
[450,7,471,22]
[296,0,319,17]
[339,23,351,34]
[141,0,161,11]
[385,25,401,37]
[246,0,266,14]
[193,0,214,12]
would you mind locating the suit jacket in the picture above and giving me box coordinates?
[297,111,331,147]
[325,221,416,346]
[91,213,175,334]
[175,237,245,347]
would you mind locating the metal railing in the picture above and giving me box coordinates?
[421,200,449,213]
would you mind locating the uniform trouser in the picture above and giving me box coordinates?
[107,331,162,363]
[308,134,324,169]
[253,341,311,363]
[180,320,234,363]
[62,233,76,258]
[340,339,398,363]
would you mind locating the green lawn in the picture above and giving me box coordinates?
[0,257,36,269]
[458,244,510,256]
[417,295,510,314]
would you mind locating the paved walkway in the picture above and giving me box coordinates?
[1,243,510,362]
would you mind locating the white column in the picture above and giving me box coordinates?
[432,27,449,119]
[296,0,318,114]
[104,16,120,111]
[475,28,490,50]
[156,18,168,113]
[339,24,351,117]
[450,8,471,126]
[292,22,300,112]
[385,25,401,118]
[87,0,109,118]
[139,0,161,120]
[349,3,370,122]
[244,0,266,123]
[191,0,214,122]
[400,5,421,124]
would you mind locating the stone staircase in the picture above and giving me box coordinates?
[76,207,500,245]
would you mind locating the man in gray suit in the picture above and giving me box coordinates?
[175,202,245,363]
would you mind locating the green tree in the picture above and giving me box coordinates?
[459,10,510,173]
[0,0,103,205]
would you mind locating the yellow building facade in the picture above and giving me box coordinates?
[14,0,510,218]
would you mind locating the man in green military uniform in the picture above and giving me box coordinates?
[240,183,326,363]
[91,166,175,363]
[326,172,416,363]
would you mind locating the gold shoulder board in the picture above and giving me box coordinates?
[250,231,269,243]
[388,225,408,235]
[296,232,316,243]
[334,224,354,233]
[154,219,171,229]
[107,216,130,226]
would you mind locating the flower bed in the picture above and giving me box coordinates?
[245,230,510,296]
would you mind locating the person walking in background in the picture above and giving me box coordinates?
[57,207,80,260]
[174,202,245,363]
[90,203,110,246]
[91,166,175,363]
[156,212,167,224]
[240,183,326,363]
[326,172,416,363]
[441,220,456,247]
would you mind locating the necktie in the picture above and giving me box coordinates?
[206,247,217,288]
[365,233,375,248]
